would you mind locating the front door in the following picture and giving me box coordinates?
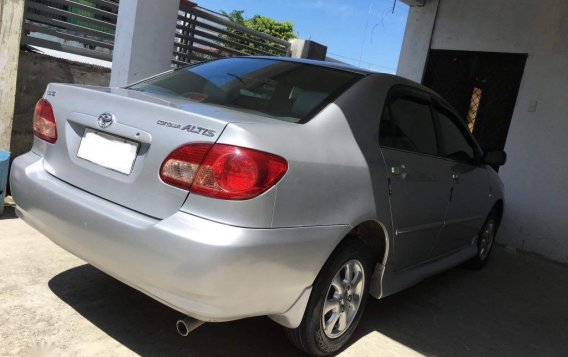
[429,103,491,257]
[379,88,451,271]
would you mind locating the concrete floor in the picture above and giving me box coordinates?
[1,205,568,357]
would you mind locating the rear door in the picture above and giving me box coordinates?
[380,87,452,271]
[429,103,490,257]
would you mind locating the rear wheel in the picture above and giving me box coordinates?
[284,239,372,356]
[467,212,498,269]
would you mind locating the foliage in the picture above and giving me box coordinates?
[220,10,296,55]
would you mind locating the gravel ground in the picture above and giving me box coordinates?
[2,205,568,356]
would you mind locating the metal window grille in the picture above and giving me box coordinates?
[423,50,527,152]
[20,1,292,69]
[173,4,291,67]
[21,0,118,61]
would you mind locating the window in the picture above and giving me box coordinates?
[435,107,476,163]
[127,58,363,123]
[380,95,439,156]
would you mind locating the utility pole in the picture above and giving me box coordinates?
[0,0,25,151]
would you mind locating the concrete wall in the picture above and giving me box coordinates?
[110,0,179,87]
[0,0,26,151]
[397,0,568,263]
[11,51,110,159]
[397,0,439,82]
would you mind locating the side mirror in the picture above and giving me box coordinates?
[483,150,507,166]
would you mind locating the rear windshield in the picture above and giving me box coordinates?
[127,57,364,123]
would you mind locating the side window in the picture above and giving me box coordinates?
[435,107,476,163]
[380,95,439,156]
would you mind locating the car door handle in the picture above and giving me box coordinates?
[391,164,407,179]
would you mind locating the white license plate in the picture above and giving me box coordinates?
[77,129,139,175]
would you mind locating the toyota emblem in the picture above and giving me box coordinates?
[97,112,115,128]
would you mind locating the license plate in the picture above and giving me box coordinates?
[77,129,139,175]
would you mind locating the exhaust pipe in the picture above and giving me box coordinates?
[176,316,205,336]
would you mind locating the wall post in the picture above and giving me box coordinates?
[110,0,180,87]
[0,0,26,151]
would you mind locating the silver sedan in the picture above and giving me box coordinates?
[10,57,506,356]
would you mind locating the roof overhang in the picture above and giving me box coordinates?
[400,0,426,6]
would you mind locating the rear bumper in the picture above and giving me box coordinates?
[10,152,349,324]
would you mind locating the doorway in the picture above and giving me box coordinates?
[423,50,527,153]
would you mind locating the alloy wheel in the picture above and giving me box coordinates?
[479,220,495,260]
[321,259,365,339]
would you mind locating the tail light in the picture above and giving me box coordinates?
[160,143,288,200]
[33,99,57,143]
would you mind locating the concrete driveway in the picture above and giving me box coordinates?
[1,205,567,356]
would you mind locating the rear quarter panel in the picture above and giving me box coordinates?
[182,75,405,236]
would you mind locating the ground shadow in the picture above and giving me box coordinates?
[349,247,568,356]
[48,264,308,357]
[49,248,568,356]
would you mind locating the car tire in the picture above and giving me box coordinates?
[467,211,499,269]
[284,238,373,356]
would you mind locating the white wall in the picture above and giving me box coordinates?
[397,0,439,82]
[110,0,180,87]
[398,0,568,263]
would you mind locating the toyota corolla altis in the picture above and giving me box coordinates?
[10,57,506,356]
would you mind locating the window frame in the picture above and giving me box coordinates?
[431,97,484,165]
[379,85,443,159]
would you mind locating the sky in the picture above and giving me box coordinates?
[201,0,409,73]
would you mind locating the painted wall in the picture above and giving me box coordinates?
[110,0,179,87]
[397,0,439,82]
[397,0,568,263]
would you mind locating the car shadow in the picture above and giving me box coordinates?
[48,248,568,356]
[348,247,568,356]
[48,264,308,356]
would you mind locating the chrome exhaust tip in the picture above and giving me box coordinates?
[176,316,205,336]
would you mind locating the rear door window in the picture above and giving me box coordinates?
[380,95,439,156]
[127,58,363,123]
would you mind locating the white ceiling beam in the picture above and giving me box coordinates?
[400,0,426,6]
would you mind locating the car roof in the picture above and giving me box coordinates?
[236,56,377,76]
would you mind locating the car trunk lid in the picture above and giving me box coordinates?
[41,83,233,219]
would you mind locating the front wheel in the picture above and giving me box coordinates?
[467,212,498,269]
[284,239,372,356]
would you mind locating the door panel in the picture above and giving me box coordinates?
[430,162,488,257]
[429,104,490,258]
[383,149,452,270]
[379,90,453,271]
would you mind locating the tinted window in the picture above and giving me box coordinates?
[127,58,363,123]
[435,108,476,162]
[380,96,438,156]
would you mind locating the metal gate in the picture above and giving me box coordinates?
[20,0,118,61]
[423,50,527,153]
[174,3,291,67]
[20,0,291,65]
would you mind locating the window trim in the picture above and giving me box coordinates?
[379,85,443,159]
[431,98,484,165]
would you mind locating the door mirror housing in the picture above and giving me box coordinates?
[483,150,507,166]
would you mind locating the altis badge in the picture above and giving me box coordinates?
[156,120,216,137]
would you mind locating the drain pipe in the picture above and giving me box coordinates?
[176,316,205,336]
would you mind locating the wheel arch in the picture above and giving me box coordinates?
[344,220,390,299]
[268,220,390,328]
[492,199,504,227]
[346,220,390,266]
